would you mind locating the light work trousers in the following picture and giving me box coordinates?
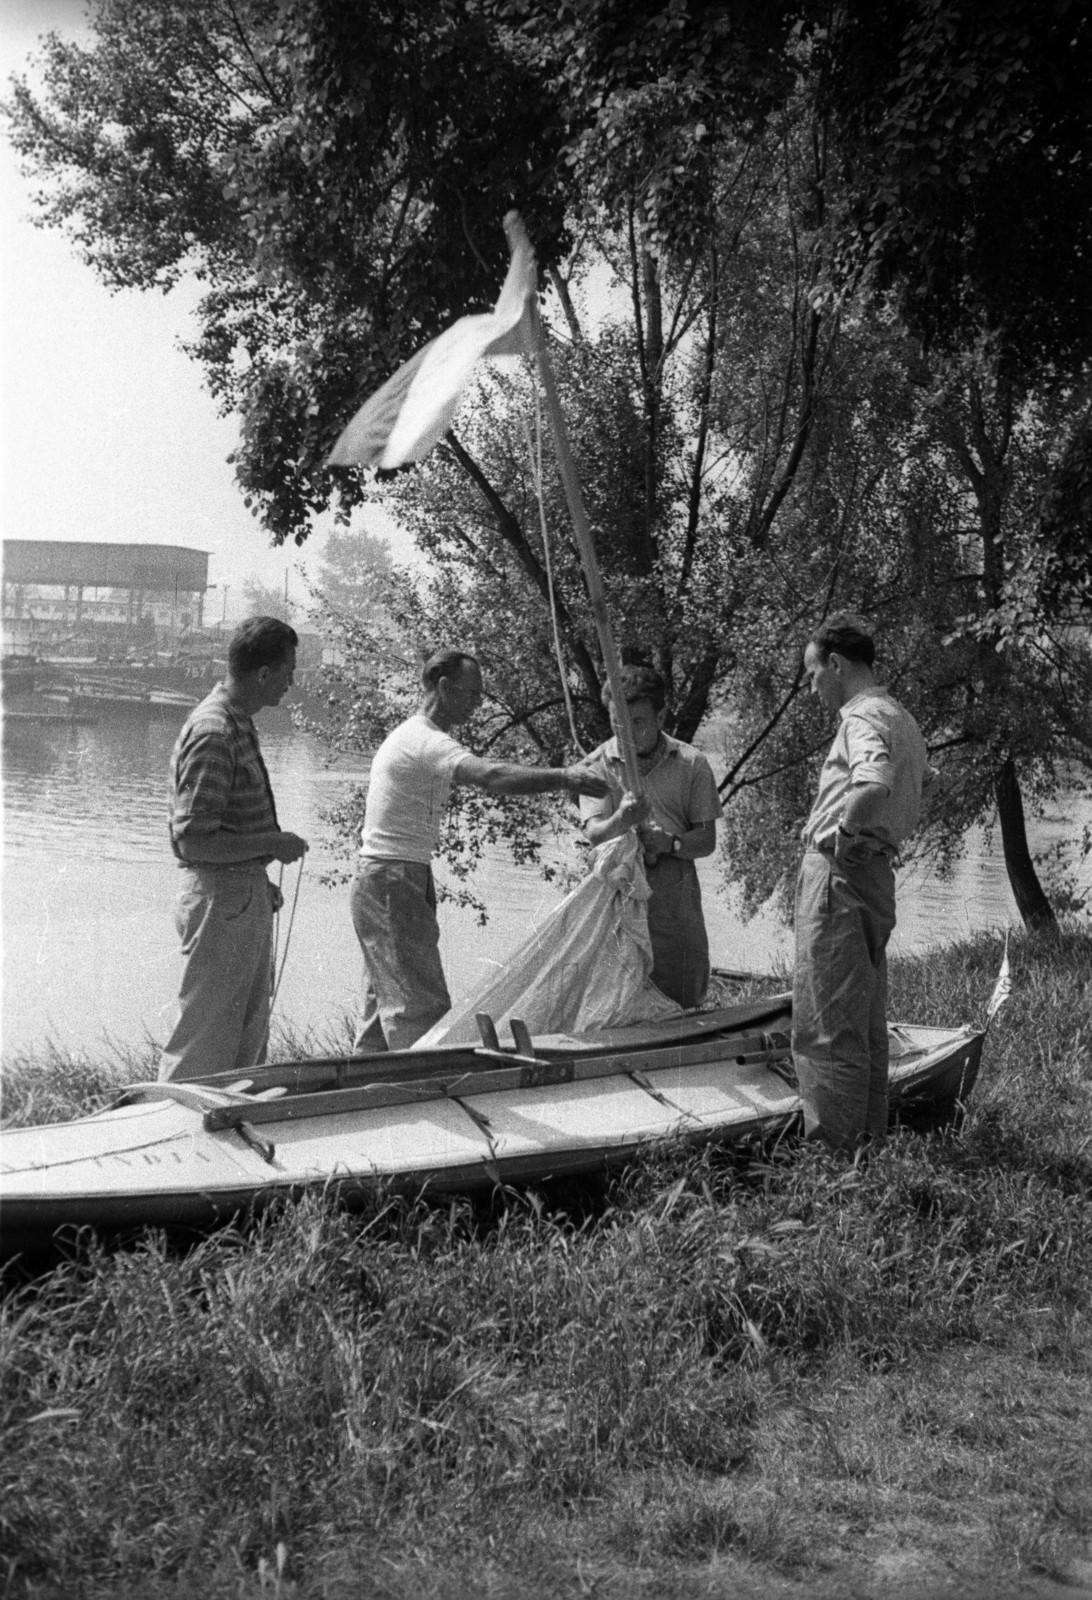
[645,855,711,1009]
[791,848,897,1150]
[159,864,273,1082]
[350,858,451,1052]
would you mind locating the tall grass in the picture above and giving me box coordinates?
[2,927,1090,1598]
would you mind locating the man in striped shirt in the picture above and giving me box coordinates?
[159,616,308,1081]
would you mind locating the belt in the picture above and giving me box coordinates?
[179,860,271,876]
[646,853,697,872]
[808,843,896,865]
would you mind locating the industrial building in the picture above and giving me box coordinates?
[1,540,210,650]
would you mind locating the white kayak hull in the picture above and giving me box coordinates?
[0,998,984,1252]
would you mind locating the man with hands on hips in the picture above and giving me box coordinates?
[579,665,723,1009]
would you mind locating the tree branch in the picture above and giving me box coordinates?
[718,665,805,796]
[548,266,583,343]
[443,430,603,705]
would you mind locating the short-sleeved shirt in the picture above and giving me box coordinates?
[579,733,723,840]
[803,688,928,854]
[360,713,471,864]
[168,683,278,865]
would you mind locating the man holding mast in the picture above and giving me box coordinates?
[579,665,723,1008]
[794,613,929,1149]
[350,648,608,1051]
[160,616,308,1082]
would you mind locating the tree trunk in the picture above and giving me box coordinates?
[994,757,1058,933]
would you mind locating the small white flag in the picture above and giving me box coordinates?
[327,214,537,471]
[985,931,1013,1023]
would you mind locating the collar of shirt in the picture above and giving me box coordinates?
[211,680,256,734]
[838,686,891,723]
[604,731,680,774]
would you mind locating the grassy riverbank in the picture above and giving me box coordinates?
[3,930,1091,1599]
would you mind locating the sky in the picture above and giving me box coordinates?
[0,0,410,622]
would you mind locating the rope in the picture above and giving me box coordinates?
[269,858,304,1020]
[522,383,586,757]
[270,864,284,993]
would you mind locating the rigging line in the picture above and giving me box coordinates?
[270,859,304,1019]
[521,385,587,758]
[270,863,284,994]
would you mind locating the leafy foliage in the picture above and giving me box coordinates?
[820,0,1092,385]
[6,0,574,543]
[6,0,1091,920]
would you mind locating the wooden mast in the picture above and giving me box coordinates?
[504,211,643,795]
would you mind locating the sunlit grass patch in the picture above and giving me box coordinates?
[0,1036,155,1128]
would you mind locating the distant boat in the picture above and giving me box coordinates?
[2,708,99,727]
[0,996,985,1254]
[36,682,199,713]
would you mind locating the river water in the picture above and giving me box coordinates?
[3,701,1089,1061]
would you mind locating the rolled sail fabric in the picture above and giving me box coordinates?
[413,833,683,1049]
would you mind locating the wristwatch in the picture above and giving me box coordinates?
[671,835,683,855]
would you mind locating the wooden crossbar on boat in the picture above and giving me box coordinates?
[200,1028,794,1133]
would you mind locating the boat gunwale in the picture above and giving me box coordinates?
[186,997,797,1101]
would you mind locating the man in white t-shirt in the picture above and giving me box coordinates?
[350,649,608,1051]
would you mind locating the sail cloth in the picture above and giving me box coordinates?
[413,833,684,1048]
[327,231,537,470]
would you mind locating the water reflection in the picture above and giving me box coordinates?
[4,713,184,863]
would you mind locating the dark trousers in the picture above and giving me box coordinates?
[646,855,711,1009]
[791,848,896,1150]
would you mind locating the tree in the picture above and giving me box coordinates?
[238,575,294,623]
[815,1,1092,929]
[911,355,1092,932]
[327,83,969,906]
[816,0,1092,388]
[312,526,392,623]
[520,0,1092,385]
[715,333,1092,931]
[11,0,1089,535]
[8,0,1091,925]
[534,0,1092,926]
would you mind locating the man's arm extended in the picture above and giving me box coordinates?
[453,755,608,799]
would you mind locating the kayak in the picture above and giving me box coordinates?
[0,995,984,1253]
